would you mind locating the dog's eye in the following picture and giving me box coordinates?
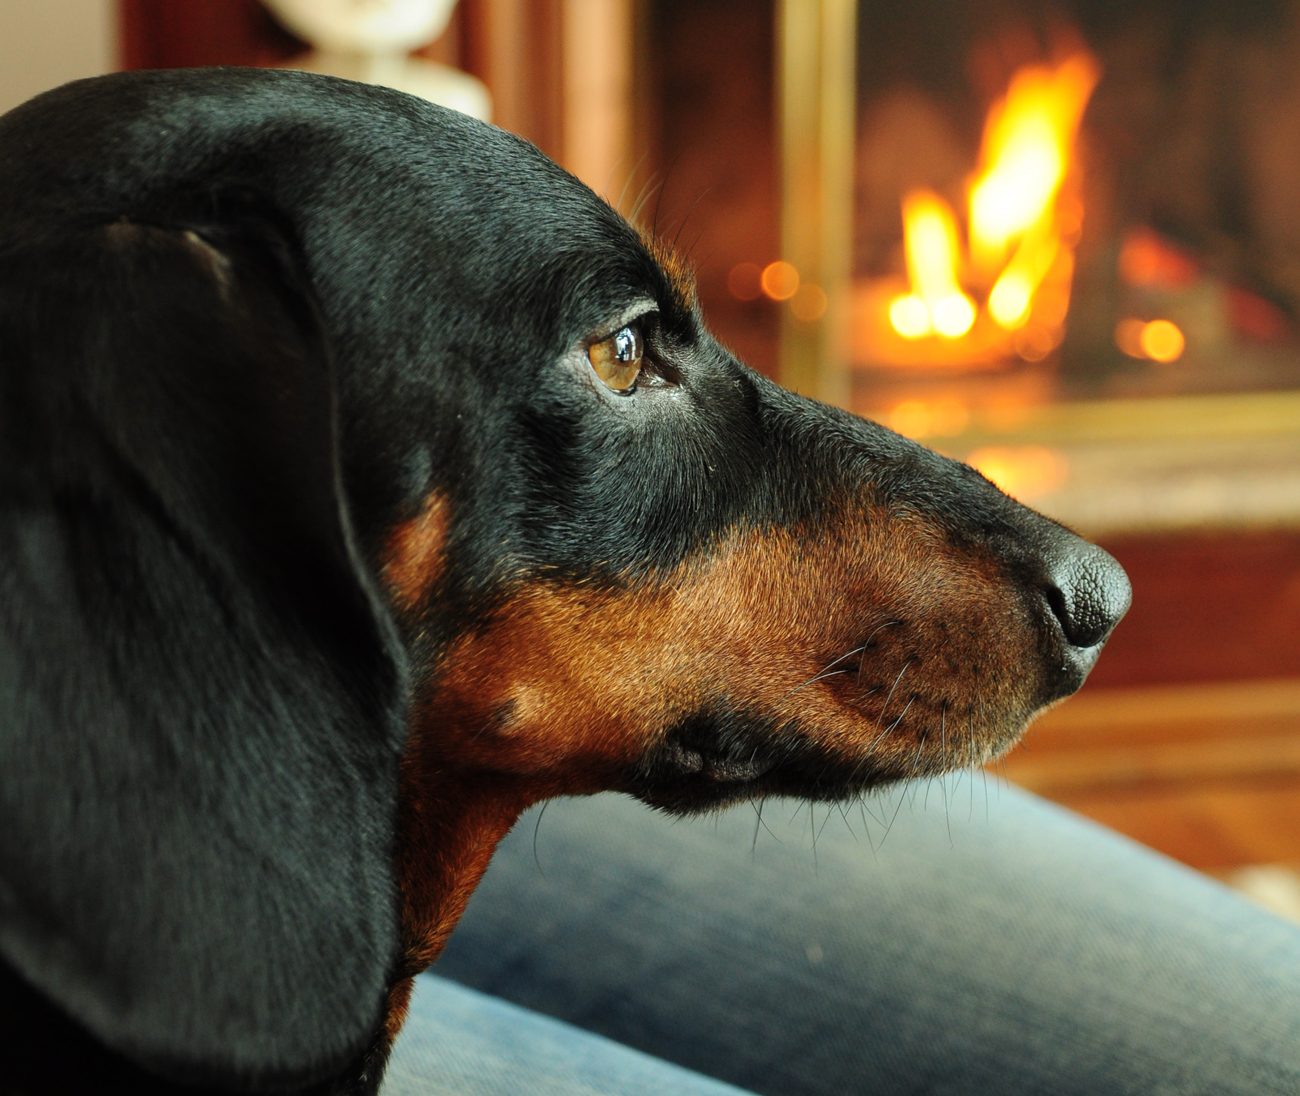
[588,325,643,392]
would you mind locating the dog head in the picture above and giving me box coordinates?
[0,70,1128,1093]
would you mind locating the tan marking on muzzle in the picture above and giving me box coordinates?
[391,505,1045,980]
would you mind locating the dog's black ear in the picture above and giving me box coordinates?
[0,211,407,1088]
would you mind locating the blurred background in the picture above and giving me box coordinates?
[5,0,1299,918]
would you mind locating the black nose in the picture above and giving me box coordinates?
[1041,541,1131,649]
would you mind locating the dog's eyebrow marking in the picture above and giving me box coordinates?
[382,491,450,614]
[101,221,235,301]
[634,223,697,311]
[179,229,233,292]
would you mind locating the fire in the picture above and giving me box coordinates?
[875,52,1100,365]
[890,192,976,339]
[969,55,1099,279]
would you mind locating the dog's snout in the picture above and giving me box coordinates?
[1040,540,1131,650]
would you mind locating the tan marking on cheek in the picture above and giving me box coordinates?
[382,492,449,614]
[423,522,1002,779]
[425,524,1023,786]
[388,511,1043,986]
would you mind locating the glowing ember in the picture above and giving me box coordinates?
[1141,320,1185,362]
[1115,317,1185,363]
[869,51,1100,369]
[761,260,800,301]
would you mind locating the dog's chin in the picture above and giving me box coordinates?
[630,739,921,815]
[628,706,1037,815]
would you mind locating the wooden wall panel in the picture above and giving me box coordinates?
[116,0,563,156]
[464,0,562,160]
[119,0,304,69]
[1088,530,1300,689]
[648,0,780,378]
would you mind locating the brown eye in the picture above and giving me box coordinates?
[588,325,643,392]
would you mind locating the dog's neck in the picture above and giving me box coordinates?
[393,762,534,978]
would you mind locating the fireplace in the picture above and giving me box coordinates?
[692,0,1300,531]
[844,0,1300,407]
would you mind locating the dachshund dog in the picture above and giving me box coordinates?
[0,69,1129,1095]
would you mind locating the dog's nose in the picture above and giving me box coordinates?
[1041,540,1131,650]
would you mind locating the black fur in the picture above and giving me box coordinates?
[0,69,1128,1094]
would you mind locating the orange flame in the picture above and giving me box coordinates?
[969,55,1099,281]
[891,191,976,339]
[882,52,1099,360]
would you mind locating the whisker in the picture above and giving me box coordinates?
[835,800,858,841]
[968,712,977,822]
[671,186,712,252]
[785,644,870,699]
[683,229,710,266]
[531,801,550,878]
[860,793,887,828]
[857,794,882,855]
[874,660,913,733]
[867,693,914,752]
[843,681,915,793]
[941,704,953,845]
[909,729,927,775]
[879,782,909,847]
[614,151,652,216]
[816,803,836,844]
[629,171,663,226]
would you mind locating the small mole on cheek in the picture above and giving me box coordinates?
[487,699,517,733]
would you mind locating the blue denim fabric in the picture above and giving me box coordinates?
[395,780,1300,1094]
[382,975,755,1095]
